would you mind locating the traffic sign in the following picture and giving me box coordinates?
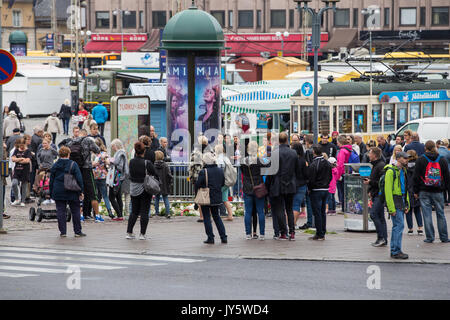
[301,82,313,97]
[0,50,17,85]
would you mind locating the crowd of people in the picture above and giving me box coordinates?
[2,99,450,259]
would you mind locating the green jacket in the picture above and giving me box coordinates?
[384,164,410,214]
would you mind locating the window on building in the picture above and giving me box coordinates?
[420,7,426,26]
[318,107,330,134]
[423,103,433,118]
[435,102,446,117]
[229,10,233,28]
[257,10,261,28]
[301,106,313,133]
[397,103,408,130]
[334,9,350,27]
[432,7,449,25]
[271,10,286,28]
[299,10,312,28]
[238,10,253,28]
[400,8,416,26]
[152,11,166,28]
[383,104,395,132]
[410,103,420,120]
[12,10,22,27]
[353,8,359,27]
[289,9,294,28]
[139,11,144,28]
[211,11,225,28]
[384,8,390,26]
[113,14,117,28]
[123,11,137,28]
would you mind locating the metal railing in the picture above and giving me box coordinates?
[168,162,243,202]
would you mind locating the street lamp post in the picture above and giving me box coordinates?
[113,9,131,53]
[275,31,290,56]
[80,30,92,76]
[294,0,339,144]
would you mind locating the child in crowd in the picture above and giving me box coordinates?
[327,157,338,216]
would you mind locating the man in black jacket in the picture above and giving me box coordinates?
[413,140,450,243]
[30,126,43,196]
[308,145,332,241]
[363,147,387,247]
[268,132,300,241]
[319,133,337,159]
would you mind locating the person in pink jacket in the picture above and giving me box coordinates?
[336,135,353,211]
[327,157,339,215]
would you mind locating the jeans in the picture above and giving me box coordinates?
[155,194,170,216]
[232,167,241,198]
[328,192,336,211]
[52,132,57,144]
[406,206,423,230]
[201,205,227,241]
[310,190,329,238]
[95,179,111,211]
[244,193,265,236]
[390,210,405,255]
[305,193,315,227]
[292,185,307,212]
[12,179,27,203]
[62,119,70,135]
[55,200,81,235]
[127,192,151,235]
[419,191,448,242]
[369,196,388,242]
[271,194,295,235]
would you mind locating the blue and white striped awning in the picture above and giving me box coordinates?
[222,98,292,114]
[227,90,291,102]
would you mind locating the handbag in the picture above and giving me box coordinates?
[249,165,268,199]
[64,161,81,192]
[143,160,160,194]
[194,169,210,206]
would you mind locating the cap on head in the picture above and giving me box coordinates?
[13,128,20,133]
[396,151,409,159]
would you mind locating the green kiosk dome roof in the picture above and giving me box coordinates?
[9,31,28,44]
[161,4,225,51]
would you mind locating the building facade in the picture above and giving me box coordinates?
[1,0,36,51]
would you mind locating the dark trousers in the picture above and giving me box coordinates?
[98,123,105,137]
[109,184,123,217]
[406,206,423,229]
[337,179,344,208]
[52,132,57,143]
[55,200,81,235]
[201,205,227,241]
[271,194,295,235]
[369,196,388,241]
[127,192,151,235]
[310,190,329,238]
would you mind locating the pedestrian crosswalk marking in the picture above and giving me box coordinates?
[0,272,38,278]
[0,246,205,279]
[0,246,204,263]
[0,252,166,267]
[0,258,126,271]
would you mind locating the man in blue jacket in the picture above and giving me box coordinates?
[91,102,108,137]
[404,132,425,157]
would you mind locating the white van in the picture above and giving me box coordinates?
[393,117,450,143]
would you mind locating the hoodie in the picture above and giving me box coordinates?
[413,151,450,194]
[336,144,352,179]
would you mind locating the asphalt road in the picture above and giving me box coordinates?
[1,246,449,300]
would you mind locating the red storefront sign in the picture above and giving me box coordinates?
[224,33,329,57]
[90,34,148,42]
[85,34,148,53]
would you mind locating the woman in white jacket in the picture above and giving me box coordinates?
[44,112,62,143]
[3,111,20,140]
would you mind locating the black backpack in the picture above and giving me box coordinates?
[69,138,86,168]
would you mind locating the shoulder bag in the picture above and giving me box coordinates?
[64,161,81,192]
[194,169,210,206]
[249,164,268,199]
[143,160,161,194]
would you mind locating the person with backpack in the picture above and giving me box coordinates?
[383,151,410,259]
[336,135,359,211]
[108,139,130,221]
[363,147,387,247]
[405,150,424,236]
[67,129,100,221]
[154,151,173,219]
[241,141,270,240]
[215,144,235,222]
[413,140,450,244]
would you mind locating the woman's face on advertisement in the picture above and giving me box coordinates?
[204,88,215,103]
[171,95,178,110]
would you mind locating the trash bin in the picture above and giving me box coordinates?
[343,163,376,232]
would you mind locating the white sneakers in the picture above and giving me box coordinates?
[126,233,147,240]
[11,200,24,207]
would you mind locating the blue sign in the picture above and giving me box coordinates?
[0,49,17,85]
[301,82,313,97]
[380,90,450,103]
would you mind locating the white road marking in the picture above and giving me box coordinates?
[0,258,126,270]
[0,272,38,278]
[0,252,167,267]
[0,246,203,263]
[0,265,67,274]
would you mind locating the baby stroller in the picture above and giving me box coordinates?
[29,169,72,223]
